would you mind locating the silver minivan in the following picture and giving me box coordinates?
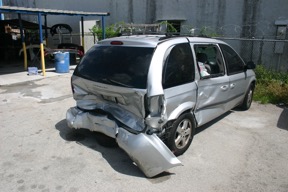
[66,35,256,177]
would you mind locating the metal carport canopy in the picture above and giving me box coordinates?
[0,6,110,16]
[0,6,110,76]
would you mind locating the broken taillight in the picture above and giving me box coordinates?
[145,95,167,130]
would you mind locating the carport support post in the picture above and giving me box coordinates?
[0,0,4,20]
[18,13,27,70]
[38,13,46,76]
[44,15,48,46]
[81,16,85,53]
[101,16,106,39]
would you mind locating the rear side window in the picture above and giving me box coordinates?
[220,44,245,75]
[162,43,195,89]
[74,46,154,89]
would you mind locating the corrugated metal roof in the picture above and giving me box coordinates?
[0,6,110,16]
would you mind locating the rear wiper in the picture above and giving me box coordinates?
[102,78,132,88]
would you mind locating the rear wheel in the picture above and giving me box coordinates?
[240,84,254,110]
[165,113,195,156]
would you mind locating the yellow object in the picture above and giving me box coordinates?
[40,43,46,76]
[22,42,27,70]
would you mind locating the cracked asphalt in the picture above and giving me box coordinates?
[0,72,288,192]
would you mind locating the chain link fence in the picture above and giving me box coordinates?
[216,37,288,72]
[55,32,288,72]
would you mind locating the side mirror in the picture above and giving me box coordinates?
[244,61,256,71]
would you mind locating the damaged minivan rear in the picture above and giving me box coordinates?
[66,36,192,177]
[66,35,256,177]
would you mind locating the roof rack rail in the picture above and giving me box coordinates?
[158,33,213,40]
[120,31,166,36]
[117,30,214,41]
[118,23,162,36]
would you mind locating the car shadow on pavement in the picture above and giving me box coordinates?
[195,111,232,135]
[55,119,144,177]
[277,105,288,130]
[55,119,170,179]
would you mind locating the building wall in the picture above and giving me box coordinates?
[3,0,288,70]
[3,0,288,38]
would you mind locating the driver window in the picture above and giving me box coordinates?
[194,44,225,78]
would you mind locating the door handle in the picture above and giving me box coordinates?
[230,83,235,89]
[220,85,229,91]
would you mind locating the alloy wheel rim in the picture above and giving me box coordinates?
[174,119,192,149]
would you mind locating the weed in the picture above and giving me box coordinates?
[254,65,288,104]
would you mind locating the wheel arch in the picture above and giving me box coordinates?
[251,80,256,89]
[167,101,196,121]
[163,103,198,134]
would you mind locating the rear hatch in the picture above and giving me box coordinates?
[72,40,155,131]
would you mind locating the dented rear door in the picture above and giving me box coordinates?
[193,43,230,126]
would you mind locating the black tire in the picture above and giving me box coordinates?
[165,113,195,156]
[240,84,254,110]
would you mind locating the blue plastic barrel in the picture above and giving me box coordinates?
[54,52,70,73]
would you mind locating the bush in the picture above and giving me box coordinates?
[254,65,288,104]
[90,23,121,41]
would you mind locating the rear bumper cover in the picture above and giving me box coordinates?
[66,107,182,177]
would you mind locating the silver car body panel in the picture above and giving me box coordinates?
[147,37,189,97]
[72,76,146,131]
[226,70,255,109]
[99,35,161,47]
[146,37,197,123]
[194,75,231,126]
[194,70,256,126]
[67,107,118,138]
[164,82,198,120]
[66,106,182,177]
[116,128,182,177]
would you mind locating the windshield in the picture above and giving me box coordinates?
[74,45,154,89]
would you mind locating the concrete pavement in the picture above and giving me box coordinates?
[0,71,288,192]
[0,65,76,86]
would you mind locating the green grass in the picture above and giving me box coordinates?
[254,65,288,104]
